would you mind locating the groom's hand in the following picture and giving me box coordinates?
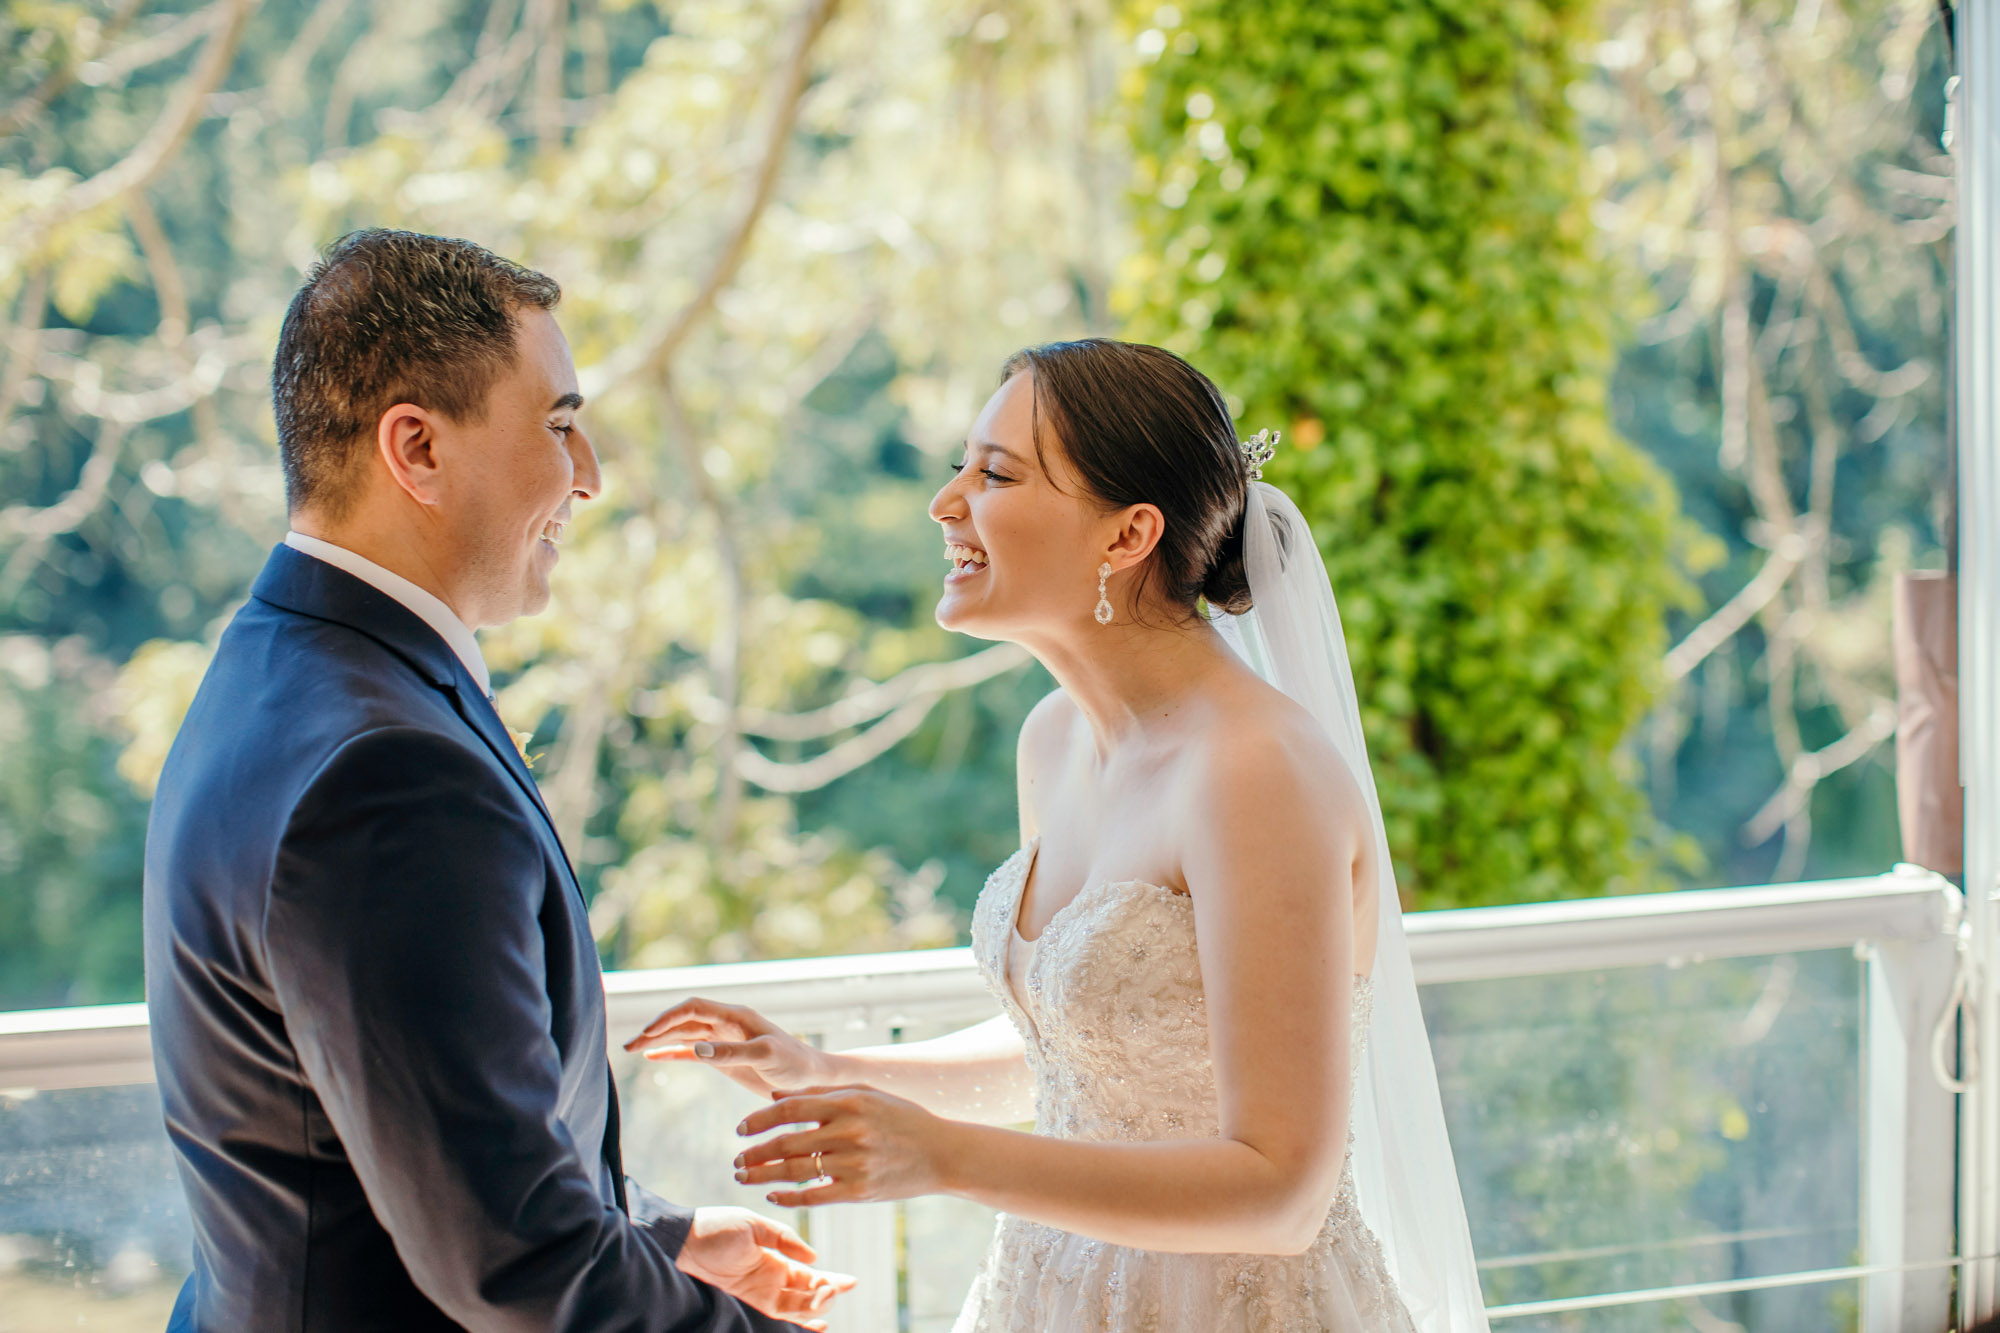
[675,1206,855,1331]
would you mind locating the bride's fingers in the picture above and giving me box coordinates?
[735,1156,826,1185]
[627,1020,719,1047]
[735,1145,836,1185]
[690,1037,782,1066]
[763,1180,845,1209]
[632,1032,736,1060]
[736,1128,827,1170]
[623,1013,744,1051]
[632,997,759,1043]
[739,1092,851,1137]
[629,1002,709,1042]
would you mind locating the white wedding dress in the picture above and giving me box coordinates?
[951,838,1419,1332]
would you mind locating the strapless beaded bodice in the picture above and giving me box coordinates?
[954,842,1415,1332]
[976,843,1375,1145]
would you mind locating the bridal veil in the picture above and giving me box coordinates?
[1218,479,1491,1333]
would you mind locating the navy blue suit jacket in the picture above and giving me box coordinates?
[143,545,801,1332]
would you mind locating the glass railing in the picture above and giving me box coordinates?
[0,867,1960,1332]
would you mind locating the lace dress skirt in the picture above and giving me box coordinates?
[953,1186,1416,1332]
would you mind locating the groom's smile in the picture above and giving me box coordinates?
[451,308,601,627]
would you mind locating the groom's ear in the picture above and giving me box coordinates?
[375,403,446,507]
[1106,503,1166,571]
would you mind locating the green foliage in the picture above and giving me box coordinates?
[2,0,1110,982]
[0,635,148,1008]
[1116,0,1693,906]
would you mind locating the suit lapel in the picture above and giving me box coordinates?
[250,544,586,901]
[447,675,568,850]
[434,653,588,910]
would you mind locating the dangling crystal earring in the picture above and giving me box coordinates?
[1094,563,1114,625]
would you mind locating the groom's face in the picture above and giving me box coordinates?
[435,308,601,627]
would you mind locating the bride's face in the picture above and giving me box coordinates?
[929,372,1109,639]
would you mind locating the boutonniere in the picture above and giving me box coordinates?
[509,729,537,770]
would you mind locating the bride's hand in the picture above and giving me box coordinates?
[623,998,835,1101]
[733,1086,964,1207]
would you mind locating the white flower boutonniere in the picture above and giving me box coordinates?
[509,729,536,770]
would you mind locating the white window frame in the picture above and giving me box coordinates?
[1957,4,2000,1327]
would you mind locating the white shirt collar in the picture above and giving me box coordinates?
[283,531,492,697]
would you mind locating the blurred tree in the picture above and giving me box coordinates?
[0,634,149,1006]
[0,0,1951,1014]
[0,0,1121,996]
[1116,0,1692,907]
[1582,0,1951,886]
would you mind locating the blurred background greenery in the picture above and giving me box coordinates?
[0,0,1953,1010]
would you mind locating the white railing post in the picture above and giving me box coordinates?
[811,1011,904,1333]
[1860,870,1961,1333]
[1959,0,2000,1325]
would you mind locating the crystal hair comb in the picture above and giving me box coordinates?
[1240,428,1279,481]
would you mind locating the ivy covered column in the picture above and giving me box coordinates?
[1118,0,1688,907]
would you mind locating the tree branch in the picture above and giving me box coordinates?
[0,270,50,431]
[0,0,149,140]
[76,4,222,92]
[0,418,128,596]
[268,0,355,115]
[10,0,260,252]
[1740,699,1896,846]
[581,0,842,397]
[735,691,943,793]
[1663,534,1809,682]
[659,378,750,843]
[530,0,570,154]
[708,642,1030,741]
[125,191,188,347]
[37,340,241,423]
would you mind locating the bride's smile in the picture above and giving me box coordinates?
[928,370,1138,642]
[944,541,988,578]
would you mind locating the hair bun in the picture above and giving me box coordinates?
[1200,518,1254,615]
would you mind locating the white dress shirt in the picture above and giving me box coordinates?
[283,531,492,698]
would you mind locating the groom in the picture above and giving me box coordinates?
[144,229,844,1331]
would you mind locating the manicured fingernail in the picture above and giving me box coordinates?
[737,1122,749,1135]
[694,1042,714,1057]
[735,1170,747,1183]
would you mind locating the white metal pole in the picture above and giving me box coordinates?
[1957,2,2000,1325]
[1860,915,1960,1332]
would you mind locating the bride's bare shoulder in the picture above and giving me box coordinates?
[1016,688,1081,841]
[1181,680,1366,846]
[1020,687,1082,766]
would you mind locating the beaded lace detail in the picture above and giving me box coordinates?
[953,843,1417,1333]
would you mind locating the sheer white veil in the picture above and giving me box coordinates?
[1215,479,1489,1333]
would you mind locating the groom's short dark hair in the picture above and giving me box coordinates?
[272,229,562,517]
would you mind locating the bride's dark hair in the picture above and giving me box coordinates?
[999,338,1254,616]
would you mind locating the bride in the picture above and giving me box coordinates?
[627,338,1488,1332]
